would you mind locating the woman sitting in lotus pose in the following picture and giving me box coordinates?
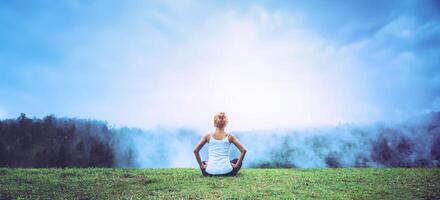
[193,112,247,176]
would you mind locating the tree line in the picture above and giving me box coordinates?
[0,113,130,168]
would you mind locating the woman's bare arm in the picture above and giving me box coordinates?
[229,135,247,167]
[193,134,209,168]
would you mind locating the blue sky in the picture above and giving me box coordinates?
[0,0,439,132]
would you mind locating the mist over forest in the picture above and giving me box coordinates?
[0,112,439,168]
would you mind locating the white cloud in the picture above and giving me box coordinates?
[139,9,379,133]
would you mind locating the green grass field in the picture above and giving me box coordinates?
[0,168,439,200]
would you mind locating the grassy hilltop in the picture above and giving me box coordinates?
[0,168,439,199]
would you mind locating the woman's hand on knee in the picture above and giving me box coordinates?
[231,163,238,169]
[201,163,207,169]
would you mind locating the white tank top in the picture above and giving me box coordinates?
[205,134,233,174]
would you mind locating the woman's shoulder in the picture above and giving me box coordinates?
[227,132,235,143]
[204,133,212,142]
